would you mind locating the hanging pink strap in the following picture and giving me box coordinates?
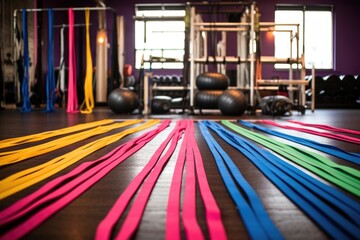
[66,8,78,113]
[258,120,360,144]
[288,120,360,135]
[0,121,170,240]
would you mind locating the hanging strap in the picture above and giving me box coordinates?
[240,120,360,165]
[0,120,140,167]
[20,9,31,112]
[0,119,113,149]
[0,120,168,240]
[203,120,360,239]
[258,120,360,144]
[288,120,360,135]
[45,9,56,112]
[199,121,283,240]
[80,8,95,114]
[222,120,360,196]
[67,8,79,113]
[0,120,144,200]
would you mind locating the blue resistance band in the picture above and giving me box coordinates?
[45,9,56,112]
[240,120,360,165]
[20,9,31,112]
[201,120,360,239]
[198,122,284,240]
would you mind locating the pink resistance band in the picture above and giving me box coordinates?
[180,121,227,240]
[288,120,360,135]
[96,121,187,240]
[0,121,170,240]
[96,120,226,240]
[66,8,78,113]
[258,120,360,144]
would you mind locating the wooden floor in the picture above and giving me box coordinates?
[0,108,359,239]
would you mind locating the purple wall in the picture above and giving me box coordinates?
[41,0,360,78]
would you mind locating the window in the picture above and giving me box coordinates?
[134,4,185,69]
[275,5,333,69]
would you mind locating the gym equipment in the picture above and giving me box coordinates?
[123,75,136,88]
[108,88,139,114]
[218,89,247,116]
[323,75,341,96]
[195,90,223,110]
[151,96,172,114]
[260,95,293,116]
[196,72,229,90]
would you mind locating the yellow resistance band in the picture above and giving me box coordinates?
[0,120,142,167]
[80,8,94,114]
[0,119,160,200]
[0,119,114,149]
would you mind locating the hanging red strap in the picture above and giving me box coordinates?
[66,8,78,113]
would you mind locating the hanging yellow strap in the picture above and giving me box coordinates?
[0,120,142,166]
[0,119,114,149]
[0,119,160,200]
[80,8,95,114]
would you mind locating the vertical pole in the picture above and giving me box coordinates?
[249,3,255,109]
[311,64,315,112]
[189,6,195,108]
[95,9,107,103]
[117,16,124,86]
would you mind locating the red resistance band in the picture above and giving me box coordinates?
[288,120,360,136]
[66,8,78,113]
[96,120,226,240]
[0,121,170,240]
[258,120,360,145]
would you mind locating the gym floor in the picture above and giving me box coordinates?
[0,108,359,239]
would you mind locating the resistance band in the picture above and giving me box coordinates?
[0,120,145,200]
[0,120,140,167]
[288,120,360,135]
[80,8,94,114]
[0,119,113,149]
[199,121,283,240]
[96,121,186,240]
[222,120,360,196]
[165,120,226,240]
[20,9,31,112]
[45,9,56,112]
[97,120,227,240]
[258,120,360,144]
[67,8,79,113]
[241,120,360,165]
[0,120,168,240]
[202,120,360,239]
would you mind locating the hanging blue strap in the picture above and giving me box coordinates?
[240,120,360,165]
[20,9,31,112]
[201,120,360,239]
[46,9,56,112]
[198,121,284,240]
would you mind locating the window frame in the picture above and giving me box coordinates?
[274,4,334,70]
[134,4,186,70]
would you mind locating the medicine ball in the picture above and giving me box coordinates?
[196,72,229,90]
[195,90,223,109]
[151,96,172,114]
[108,88,139,114]
[218,89,247,116]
